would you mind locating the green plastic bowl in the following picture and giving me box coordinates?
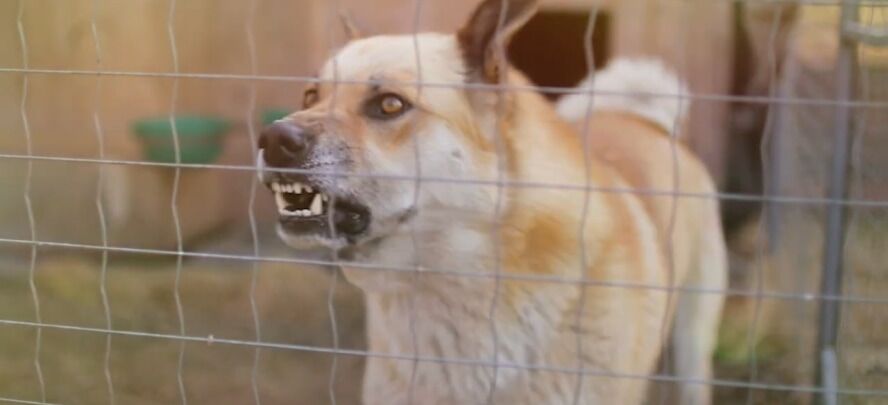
[262,109,292,126]
[133,116,230,164]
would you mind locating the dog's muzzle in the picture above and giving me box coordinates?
[257,121,371,243]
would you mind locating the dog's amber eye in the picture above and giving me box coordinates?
[303,89,319,109]
[381,96,404,114]
[364,93,411,120]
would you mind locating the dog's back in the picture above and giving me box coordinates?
[559,59,728,404]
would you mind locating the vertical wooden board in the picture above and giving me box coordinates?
[610,0,733,185]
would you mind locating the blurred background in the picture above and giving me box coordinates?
[0,0,886,404]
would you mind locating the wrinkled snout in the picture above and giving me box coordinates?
[258,121,316,168]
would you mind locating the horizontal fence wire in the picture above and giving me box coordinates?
[0,317,886,399]
[0,397,62,405]
[3,0,888,402]
[1,153,888,209]
[0,236,886,306]
[742,0,886,4]
[1,67,888,108]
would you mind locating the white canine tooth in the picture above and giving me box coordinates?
[272,183,280,192]
[275,192,289,215]
[256,150,266,182]
[310,194,323,215]
[292,183,302,194]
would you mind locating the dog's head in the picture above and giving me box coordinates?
[259,0,538,252]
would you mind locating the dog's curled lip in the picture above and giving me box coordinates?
[274,190,373,242]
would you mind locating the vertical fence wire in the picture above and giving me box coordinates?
[744,5,787,404]
[843,1,877,371]
[165,0,189,403]
[89,0,115,403]
[656,2,689,402]
[3,0,888,403]
[407,0,425,403]
[244,0,262,403]
[325,226,341,405]
[324,3,344,404]
[15,1,46,402]
[325,220,341,405]
[816,2,860,403]
[570,7,598,405]
[484,1,514,402]
[663,1,689,401]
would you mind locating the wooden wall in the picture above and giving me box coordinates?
[0,0,323,250]
[0,0,733,252]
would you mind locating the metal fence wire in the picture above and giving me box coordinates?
[0,0,886,404]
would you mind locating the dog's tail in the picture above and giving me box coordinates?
[556,58,690,138]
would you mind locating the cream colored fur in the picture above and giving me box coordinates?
[270,2,727,404]
[557,58,690,137]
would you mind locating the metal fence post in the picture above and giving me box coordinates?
[815,2,860,405]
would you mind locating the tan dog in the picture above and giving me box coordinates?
[258,0,726,403]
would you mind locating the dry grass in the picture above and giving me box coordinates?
[713,214,888,405]
[0,254,365,405]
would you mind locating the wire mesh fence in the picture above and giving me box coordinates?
[0,0,886,404]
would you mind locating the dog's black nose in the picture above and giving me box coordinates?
[259,121,312,167]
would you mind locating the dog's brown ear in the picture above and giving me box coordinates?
[457,0,537,83]
[339,10,364,41]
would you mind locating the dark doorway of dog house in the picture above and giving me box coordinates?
[509,10,611,100]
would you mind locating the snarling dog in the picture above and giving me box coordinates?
[258,0,727,403]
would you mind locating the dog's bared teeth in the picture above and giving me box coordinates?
[310,194,323,216]
[293,183,303,194]
[275,192,291,215]
[271,183,281,192]
[305,186,314,193]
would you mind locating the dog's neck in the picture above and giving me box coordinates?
[353,242,582,402]
[341,75,606,401]
[343,72,596,334]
